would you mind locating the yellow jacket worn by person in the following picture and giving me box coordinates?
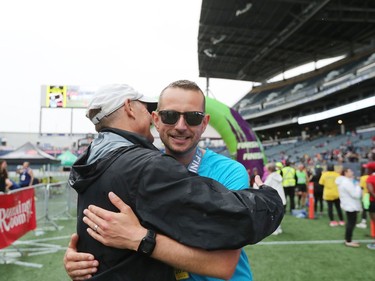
[319,171,340,200]
[360,175,369,195]
[281,166,296,187]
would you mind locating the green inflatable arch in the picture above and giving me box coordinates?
[206,97,239,155]
[206,97,267,173]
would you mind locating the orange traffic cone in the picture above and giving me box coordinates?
[308,182,315,219]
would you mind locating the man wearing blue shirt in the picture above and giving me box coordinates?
[65,80,259,280]
[151,80,251,281]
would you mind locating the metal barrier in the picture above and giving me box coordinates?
[34,181,77,232]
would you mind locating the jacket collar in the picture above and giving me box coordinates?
[101,127,158,151]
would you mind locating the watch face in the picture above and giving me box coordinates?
[139,230,156,255]
[141,240,155,254]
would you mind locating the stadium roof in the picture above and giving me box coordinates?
[198,0,375,83]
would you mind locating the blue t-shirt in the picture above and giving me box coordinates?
[182,149,253,281]
[19,168,32,187]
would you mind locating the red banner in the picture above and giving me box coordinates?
[0,187,36,249]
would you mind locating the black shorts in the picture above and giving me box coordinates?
[369,201,375,213]
[296,184,307,193]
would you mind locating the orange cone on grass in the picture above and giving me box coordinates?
[308,182,315,219]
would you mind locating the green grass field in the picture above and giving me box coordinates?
[246,214,374,281]
[1,209,374,281]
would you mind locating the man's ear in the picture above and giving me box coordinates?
[151,111,160,131]
[123,99,136,118]
[201,113,210,131]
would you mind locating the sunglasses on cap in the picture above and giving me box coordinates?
[158,110,205,126]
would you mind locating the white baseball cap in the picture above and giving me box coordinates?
[86,84,158,125]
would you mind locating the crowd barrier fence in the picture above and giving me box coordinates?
[33,181,77,232]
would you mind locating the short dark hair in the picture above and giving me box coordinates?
[159,80,206,112]
[341,167,350,176]
[327,163,334,171]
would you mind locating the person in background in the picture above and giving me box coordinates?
[0,159,20,192]
[280,159,297,213]
[357,165,369,229]
[319,163,345,227]
[0,159,11,193]
[264,162,286,235]
[249,167,259,188]
[310,165,324,216]
[336,167,362,247]
[18,161,34,187]
[275,162,283,174]
[364,162,375,250]
[262,165,269,182]
[296,163,308,209]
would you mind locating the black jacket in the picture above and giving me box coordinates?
[70,127,284,280]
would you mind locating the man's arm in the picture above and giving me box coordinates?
[64,176,269,280]
[139,158,284,248]
[28,169,34,186]
[153,235,240,280]
[82,192,240,279]
[5,178,12,192]
[63,193,239,281]
[64,233,239,281]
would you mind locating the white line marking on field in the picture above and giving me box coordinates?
[0,235,72,268]
[257,239,374,245]
[14,235,71,244]
[3,260,43,268]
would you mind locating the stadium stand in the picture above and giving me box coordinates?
[198,1,375,149]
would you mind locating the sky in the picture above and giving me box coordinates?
[0,0,253,134]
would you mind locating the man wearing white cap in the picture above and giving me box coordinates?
[66,84,283,280]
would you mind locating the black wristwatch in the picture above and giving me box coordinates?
[137,229,156,256]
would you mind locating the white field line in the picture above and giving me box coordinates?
[0,235,72,268]
[257,239,375,245]
[1,259,43,268]
[0,236,71,255]
[14,235,71,244]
